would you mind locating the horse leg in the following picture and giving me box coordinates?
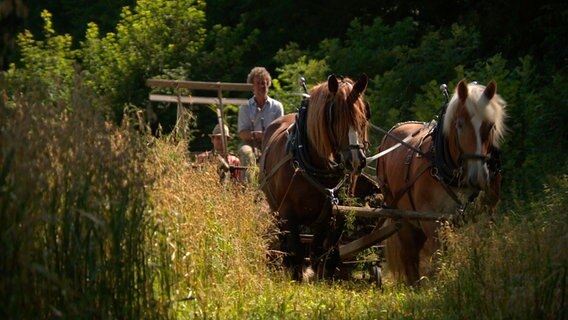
[307,222,327,281]
[280,216,304,281]
[324,214,346,279]
[307,214,346,281]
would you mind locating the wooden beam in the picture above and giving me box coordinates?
[146,79,252,92]
[334,205,450,221]
[149,94,248,106]
[339,221,401,259]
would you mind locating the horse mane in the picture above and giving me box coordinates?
[306,78,368,160]
[444,81,508,148]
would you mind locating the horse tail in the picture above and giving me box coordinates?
[385,219,425,285]
[384,220,406,283]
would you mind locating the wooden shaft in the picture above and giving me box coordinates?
[334,205,450,221]
[339,221,401,260]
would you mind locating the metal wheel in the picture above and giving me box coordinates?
[372,264,382,288]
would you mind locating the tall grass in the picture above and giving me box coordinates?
[437,174,568,319]
[144,139,277,317]
[150,136,567,319]
[0,85,169,318]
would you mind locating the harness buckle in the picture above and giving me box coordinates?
[331,197,340,206]
[453,166,463,180]
[292,160,300,170]
[430,167,441,181]
[325,188,340,206]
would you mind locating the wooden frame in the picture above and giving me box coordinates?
[146,79,253,153]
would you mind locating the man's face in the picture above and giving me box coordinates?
[211,135,224,152]
[253,77,270,98]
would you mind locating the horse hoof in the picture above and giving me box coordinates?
[302,266,316,282]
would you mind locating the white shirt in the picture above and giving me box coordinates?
[238,96,284,133]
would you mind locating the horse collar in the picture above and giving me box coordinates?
[432,103,462,186]
[292,98,344,178]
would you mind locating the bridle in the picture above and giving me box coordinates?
[432,85,493,187]
[325,79,369,171]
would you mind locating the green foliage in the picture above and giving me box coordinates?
[274,42,307,66]
[5,10,77,103]
[323,17,417,77]
[274,56,330,114]
[304,19,482,130]
[412,80,447,122]
[81,0,207,122]
[193,22,259,82]
[367,23,481,128]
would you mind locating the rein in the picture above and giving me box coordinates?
[367,122,428,161]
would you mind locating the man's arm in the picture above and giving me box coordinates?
[239,130,263,142]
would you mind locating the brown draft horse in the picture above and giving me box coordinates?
[260,74,369,281]
[376,79,507,285]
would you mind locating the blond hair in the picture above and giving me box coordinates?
[247,67,272,86]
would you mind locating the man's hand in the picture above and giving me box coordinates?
[251,131,263,141]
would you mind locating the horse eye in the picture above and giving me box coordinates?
[482,123,495,138]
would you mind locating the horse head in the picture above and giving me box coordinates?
[444,79,507,191]
[306,74,369,175]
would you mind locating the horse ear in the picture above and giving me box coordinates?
[457,79,468,101]
[483,80,497,100]
[353,73,369,95]
[328,74,339,94]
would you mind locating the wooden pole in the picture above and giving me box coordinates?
[217,87,227,155]
[339,221,401,260]
[334,205,450,221]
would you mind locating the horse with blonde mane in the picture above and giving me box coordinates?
[260,74,369,281]
[376,79,507,284]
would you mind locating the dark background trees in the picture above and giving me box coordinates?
[4,1,565,74]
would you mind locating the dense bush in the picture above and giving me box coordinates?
[81,0,208,124]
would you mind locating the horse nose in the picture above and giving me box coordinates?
[467,162,489,189]
[348,148,366,173]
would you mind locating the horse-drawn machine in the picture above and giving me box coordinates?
[147,74,507,286]
[259,75,507,286]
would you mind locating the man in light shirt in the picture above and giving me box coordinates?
[238,67,284,182]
